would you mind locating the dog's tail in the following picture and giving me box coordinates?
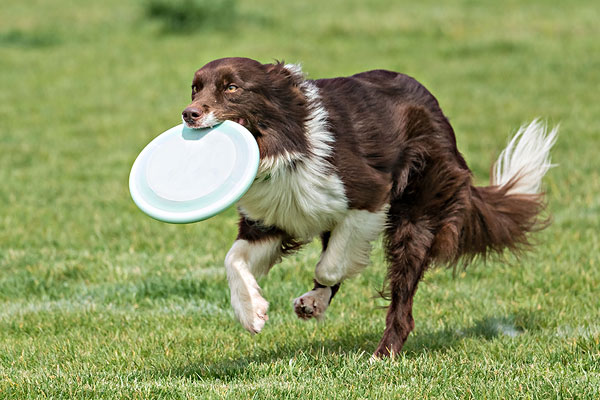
[460,120,558,259]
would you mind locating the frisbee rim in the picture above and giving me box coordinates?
[129,121,259,224]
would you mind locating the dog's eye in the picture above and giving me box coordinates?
[191,85,198,94]
[225,84,239,93]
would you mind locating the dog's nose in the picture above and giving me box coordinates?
[182,106,202,122]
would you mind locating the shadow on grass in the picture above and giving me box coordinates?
[403,313,534,355]
[158,310,543,380]
[162,330,382,381]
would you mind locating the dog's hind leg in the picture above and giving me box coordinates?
[373,213,434,358]
[294,207,387,320]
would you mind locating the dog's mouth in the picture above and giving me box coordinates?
[183,115,247,129]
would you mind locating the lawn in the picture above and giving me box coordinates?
[1,0,599,398]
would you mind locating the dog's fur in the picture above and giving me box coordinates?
[182,57,558,357]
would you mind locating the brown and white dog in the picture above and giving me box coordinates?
[181,57,557,357]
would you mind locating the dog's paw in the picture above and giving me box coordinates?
[293,287,332,320]
[249,294,269,334]
[231,290,269,334]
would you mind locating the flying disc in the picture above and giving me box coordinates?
[129,121,259,223]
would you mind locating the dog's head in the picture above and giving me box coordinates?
[182,57,310,160]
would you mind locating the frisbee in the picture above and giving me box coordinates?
[129,121,259,223]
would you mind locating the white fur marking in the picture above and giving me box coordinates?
[492,119,558,195]
[182,111,221,129]
[284,63,305,79]
[258,150,303,175]
[238,76,348,239]
[315,206,388,286]
[224,238,282,333]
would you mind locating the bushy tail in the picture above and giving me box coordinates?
[461,120,558,259]
[492,119,558,195]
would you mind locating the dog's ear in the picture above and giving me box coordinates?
[264,61,304,87]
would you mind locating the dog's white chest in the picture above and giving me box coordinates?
[238,160,348,239]
[237,78,349,238]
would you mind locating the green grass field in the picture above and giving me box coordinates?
[1,0,599,398]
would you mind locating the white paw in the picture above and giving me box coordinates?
[231,289,269,334]
[249,294,269,334]
[293,287,332,320]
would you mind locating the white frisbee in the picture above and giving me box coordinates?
[129,121,259,223]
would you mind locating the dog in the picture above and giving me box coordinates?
[181,57,557,357]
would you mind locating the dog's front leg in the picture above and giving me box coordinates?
[225,235,282,334]
[314,208,387,286]
[294,208,387,320]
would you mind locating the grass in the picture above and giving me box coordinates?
[1,0,599,398]
[144,0,239,32]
